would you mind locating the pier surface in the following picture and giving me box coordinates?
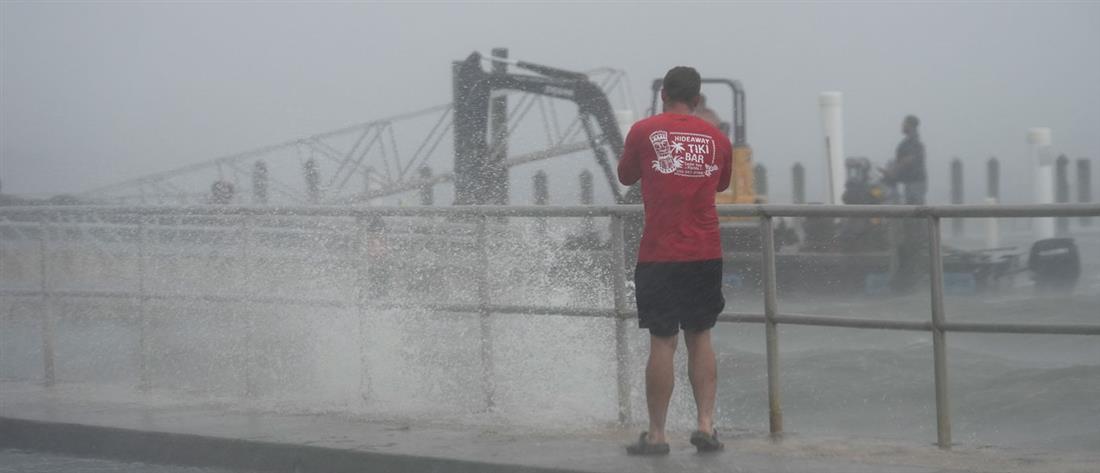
[2,382,1096,473]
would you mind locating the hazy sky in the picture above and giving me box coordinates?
[2,1,1099,204]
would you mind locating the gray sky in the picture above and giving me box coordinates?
[2,1,1098,204]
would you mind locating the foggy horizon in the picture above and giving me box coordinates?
[2,2,1098,204]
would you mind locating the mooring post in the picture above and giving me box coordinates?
[362,166,373,198]
[304,159,321,204]
[252,160,269,205]
[986,157,1000,202]
[419,166,434,206]
[928,216,952,449]
[610,214,632,425]
[754,163,768,199]
[761,215,782,438]
[39,219,55,388]
[533,171,549,237]
[791,163,805,204]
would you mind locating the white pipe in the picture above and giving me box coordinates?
[1028,127,1055,240]
[820,92,845,205]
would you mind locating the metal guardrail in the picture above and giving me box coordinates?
[2,203,1099,449]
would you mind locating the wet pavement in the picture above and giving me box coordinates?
[3,382,1098,473]
[0,449,242,473]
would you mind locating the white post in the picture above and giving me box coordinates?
[1028,128,1055,240]
[820,92,845,205]
[984,197,1000,249]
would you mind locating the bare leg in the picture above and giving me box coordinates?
[645,333,677,444]
[684,328,717,433]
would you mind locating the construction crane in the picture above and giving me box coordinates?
[451,50,637,205]
[74,50,636,207]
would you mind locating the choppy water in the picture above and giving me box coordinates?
[1,217,1097,452]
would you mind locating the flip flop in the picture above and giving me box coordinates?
[625,432,670,456]
[690,429,724,453]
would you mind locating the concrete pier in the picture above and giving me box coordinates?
[2,382,1097,473]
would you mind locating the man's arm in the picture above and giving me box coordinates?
[617,125,641,185]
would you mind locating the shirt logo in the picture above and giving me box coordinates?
[649,130,682,174]
[649,130,717,178]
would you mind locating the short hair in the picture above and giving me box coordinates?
[662,66,701,104]
[904,115,920,128]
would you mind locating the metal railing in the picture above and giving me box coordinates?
[2,203,1100,450]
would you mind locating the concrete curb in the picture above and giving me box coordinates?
[0,417,577,473]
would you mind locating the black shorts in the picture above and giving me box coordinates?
[634,259,725,337]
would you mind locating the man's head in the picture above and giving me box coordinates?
[902,115,920,135]
[660,66,702,110]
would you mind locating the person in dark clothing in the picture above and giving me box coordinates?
[883,115,927,205]
[884,115,928,292]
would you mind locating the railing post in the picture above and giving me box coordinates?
[354,215,373,403]
[609,214,632,425]
[760,215,782,438]
[137,215,151,392]
[39,220,55,388]
[419,167,434,206]
[533,171,549,238]
[240,215,256,398]
[927,215,952,449]
[477,214,495,410]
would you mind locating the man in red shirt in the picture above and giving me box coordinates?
[619,66,731,455]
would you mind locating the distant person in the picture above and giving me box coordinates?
[883,115,927,205]
[617,66,731,455]
[883,115,927,293]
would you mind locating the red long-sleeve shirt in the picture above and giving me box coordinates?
[617,113,732,262]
